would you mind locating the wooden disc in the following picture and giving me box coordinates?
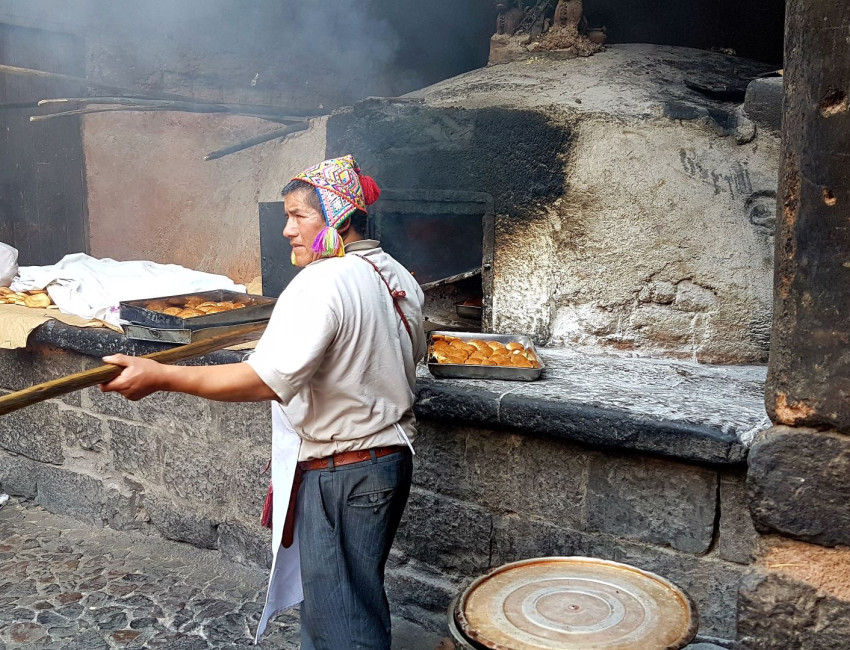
[455,557,698,650]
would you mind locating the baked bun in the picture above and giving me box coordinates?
[145,301,168,312]
[506,342,525,352]
[511,355,534,368]
[204,305,230,314]
[23,293,51,308]
[185,296,205,307]
[163,307,182,316]
[176,308,204,318]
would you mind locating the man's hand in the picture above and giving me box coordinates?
[99,357,277,403]
[100,354,168,401]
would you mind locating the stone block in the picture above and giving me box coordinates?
[748,426,850,547]
[395,489,492,576]
[386,567,460,634]
[62,410,106,453]
[630,305,695,346]
[212,401,271,448]
[586,453,717,554]
[490,514,587,565]
[638,281,676,305]
[230,449,270,520]
[414,386,501,429]
[737,571,850,649]
[0,450,39,498]
[0,349,36,391]
[674,280,718,312]
[718,470,758,564]
[160,435,234,504]
[412,422,587,529]
[84,385,139,420]
[36,466,107,526]
[145,493,219,549]
[217,521,272,569]
[135,390,214,436]
[744,77,783,132]
[0,400,64,464]
[108,420,158,479]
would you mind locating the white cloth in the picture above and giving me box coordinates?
[11,253,244,326]
[246,240,426,461]
[255,403,303,642]
[0,243,17,287]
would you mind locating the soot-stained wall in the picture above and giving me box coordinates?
[326,101,572,221]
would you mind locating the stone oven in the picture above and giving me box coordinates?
[324,44,780,363]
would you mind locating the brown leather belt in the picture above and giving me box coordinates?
[282,445,405,549]
[297,445,404,472]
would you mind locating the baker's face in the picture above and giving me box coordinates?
[283,189,326,267]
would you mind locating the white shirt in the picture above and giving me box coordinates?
[246,240,426,461]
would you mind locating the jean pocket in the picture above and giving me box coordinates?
[347,488,395,508]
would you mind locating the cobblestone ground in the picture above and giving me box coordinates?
[0,497,441,649]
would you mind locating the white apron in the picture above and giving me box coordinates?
[254,402,303,643]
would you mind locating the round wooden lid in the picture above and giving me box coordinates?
[455,557,698,650]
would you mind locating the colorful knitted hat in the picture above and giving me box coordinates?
[293,154,381,258]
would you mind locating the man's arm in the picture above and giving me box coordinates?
[100,355,277,402]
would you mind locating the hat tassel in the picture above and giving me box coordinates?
[312,226,345,258]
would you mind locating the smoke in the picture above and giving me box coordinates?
[0,0,494,111]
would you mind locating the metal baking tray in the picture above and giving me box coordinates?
[427,331,544,381]
[119,290,276,330]
[455,302,483,320]
[121,322,262,345]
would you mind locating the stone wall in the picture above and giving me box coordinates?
[0,342,760,643]
[391,420,756,642]
[0,344,273,568]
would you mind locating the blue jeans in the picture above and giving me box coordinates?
[297,449,413,650]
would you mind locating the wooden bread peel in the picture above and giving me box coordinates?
[0,321,267,417]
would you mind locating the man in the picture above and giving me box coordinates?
[101,155,426,649]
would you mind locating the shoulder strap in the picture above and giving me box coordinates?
[353,254,414,343]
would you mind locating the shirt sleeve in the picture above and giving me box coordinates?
[245,275,339,405]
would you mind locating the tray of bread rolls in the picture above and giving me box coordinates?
[119,290,276,332]
[427,331,543,381]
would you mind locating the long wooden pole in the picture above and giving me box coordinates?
[203,122,309,161]
[0,321,267,417]
[37,97,310,122]
[0,64,318,118]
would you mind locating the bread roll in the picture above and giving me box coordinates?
[204,305,230,314]
[163,307,182,316]
[506,342,525,352]
[511,355,533,368]
[176,308,204,318]
[145,301,168,312]
[23,293,51,308]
